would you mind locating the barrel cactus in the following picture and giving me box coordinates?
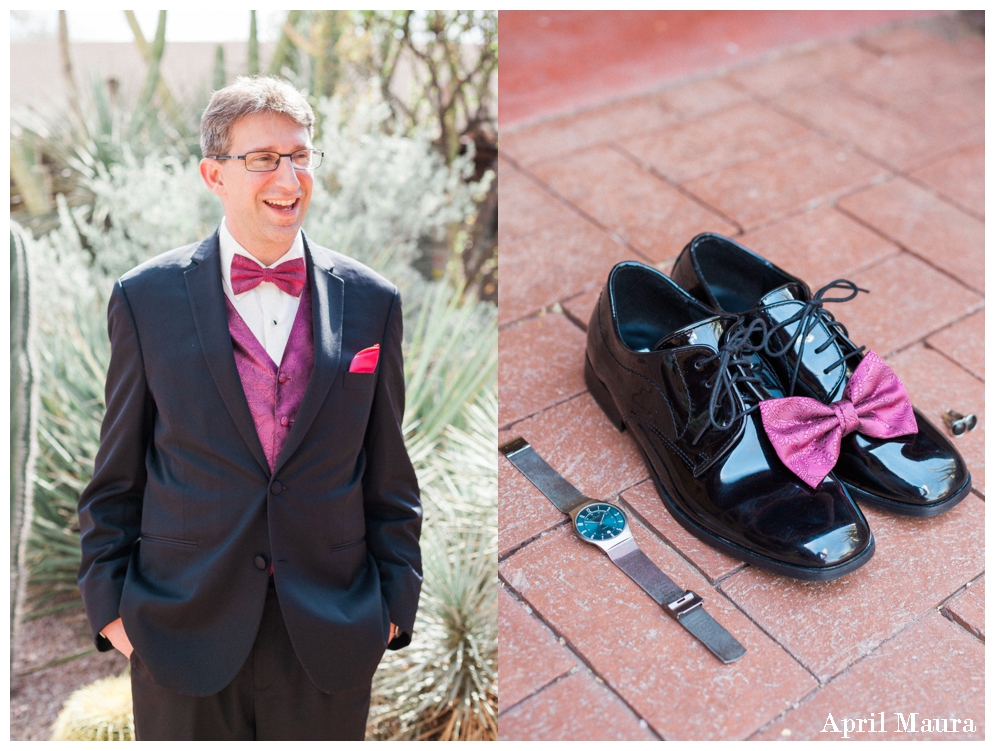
[50,673,135,741]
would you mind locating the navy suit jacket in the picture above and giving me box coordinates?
[77,231,422,696]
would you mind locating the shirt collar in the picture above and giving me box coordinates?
[219,218,305,299]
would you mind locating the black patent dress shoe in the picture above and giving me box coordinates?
[585,261,874,581]
[671,232,971,517]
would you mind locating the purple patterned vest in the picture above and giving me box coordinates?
[225,280,315,472]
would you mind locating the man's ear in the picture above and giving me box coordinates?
[199,158,227,198]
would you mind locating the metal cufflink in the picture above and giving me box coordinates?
[942,410,977,437]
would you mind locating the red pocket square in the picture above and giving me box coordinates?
[349,344,380,373]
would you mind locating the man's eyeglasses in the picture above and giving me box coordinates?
[209,149,324,172]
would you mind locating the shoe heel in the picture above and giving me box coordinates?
[584,355,625,431]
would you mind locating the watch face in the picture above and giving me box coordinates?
[575,503,627,541]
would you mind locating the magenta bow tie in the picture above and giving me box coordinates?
[230,254,306,297]
[759,350,918,489]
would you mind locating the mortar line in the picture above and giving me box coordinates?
[748,594,986,738]
[498,390,589,433]
[502,152,657,265]
[498,572,664,738]
[834,206,985,296]
[608,142,745,235]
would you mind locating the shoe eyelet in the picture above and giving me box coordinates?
[694,360,704,370]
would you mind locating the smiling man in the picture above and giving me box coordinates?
[77,77,422,740]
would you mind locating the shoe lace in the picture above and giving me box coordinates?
[760,279,867,397]
[691,317,768,446]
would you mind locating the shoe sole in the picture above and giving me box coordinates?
[585,354,876,582]
[844,474,972,518]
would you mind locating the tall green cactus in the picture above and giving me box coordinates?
[213,44,226,90]
[10,221,38,656]
[268,10,302,76]
[248,11,260,76]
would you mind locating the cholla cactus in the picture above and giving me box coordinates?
[50,673,135,741]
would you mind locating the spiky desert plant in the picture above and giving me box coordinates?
[26,291,109,616]
[50,673,135,741]
[369,392,498,741]
[401,279,497,466]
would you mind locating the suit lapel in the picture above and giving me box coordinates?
[273,238,343,474]
[184,232,270,475]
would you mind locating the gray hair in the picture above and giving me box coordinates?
[200,76,315,157]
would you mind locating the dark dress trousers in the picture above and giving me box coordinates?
[77,231,422,699]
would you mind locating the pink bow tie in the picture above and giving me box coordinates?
[759,350,918,488]
[230,254,306,297]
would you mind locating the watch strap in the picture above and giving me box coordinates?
[499,436,747,664]
[610,546,746,664]
[499,437,588,514]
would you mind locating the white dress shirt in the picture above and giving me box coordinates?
[219,218,306,366]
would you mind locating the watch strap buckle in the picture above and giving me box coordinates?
[666,590,703,619]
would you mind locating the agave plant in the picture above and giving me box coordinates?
[369,392,497,741]
[25,294,108,617]
[402,279,497,465]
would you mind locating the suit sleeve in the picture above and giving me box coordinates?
[77,280,154,650]
[362,288,422,649]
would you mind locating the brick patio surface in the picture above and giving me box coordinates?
[497,15,984,741]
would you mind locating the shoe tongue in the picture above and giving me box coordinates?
[758,282,807,306]
[653,316,730,352]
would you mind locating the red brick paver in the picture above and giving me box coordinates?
[837,38,983,109]
[925,309,985,381]
[531,145,739,259]
[499,218,635,327]
[620,100,813,183]
[838,177,985,294]
[720,497,984,682]
[560,287,606,333]
[755,612,984,740]
[774,79,959,171]
[498,313,588,426]
[501,523,816,740]
[830,253,982,356]
[498,13,984,741]
[654,76,750,119]
[498,163,579,246]
[729,41,878,98]
[498,587,578,712]
[498,670,656,741]
[683,136,885,229]
[497,439,567,559]
[861,25,942,54]
[737,204,900,290]
[502,96,678,168]
[942,575,985,641]
[892,78,984,166]
[911,144,985,218]
[502,394,649,505]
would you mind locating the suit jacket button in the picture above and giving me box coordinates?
[271,480,283,495]
[254,555,267,570]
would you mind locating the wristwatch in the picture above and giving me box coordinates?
[500,437,746,664]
